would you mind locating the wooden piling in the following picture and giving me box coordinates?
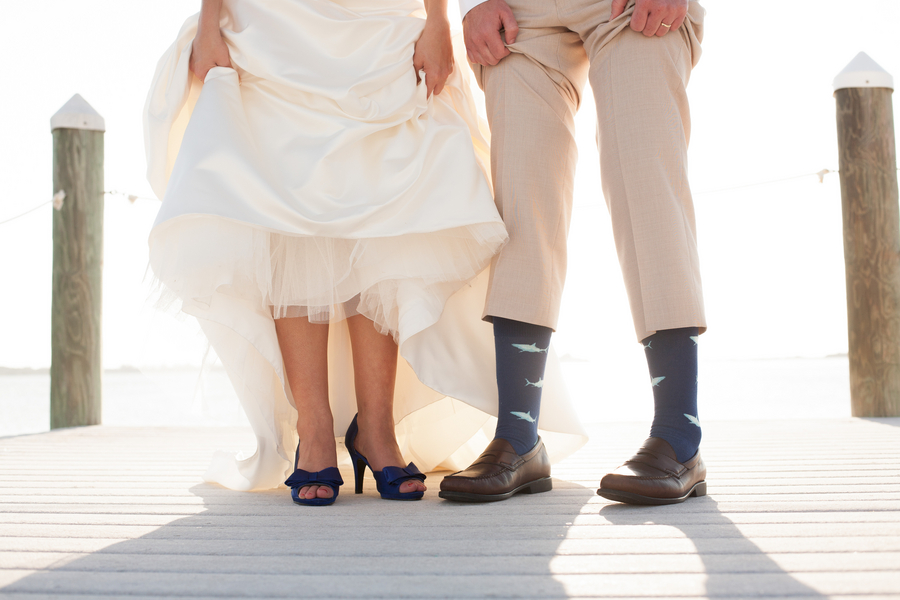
[834,53,900,417]
[50,95,105,429]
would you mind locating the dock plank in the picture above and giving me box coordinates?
[1,419,899,598]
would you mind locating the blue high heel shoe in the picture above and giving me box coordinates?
[345,414,426,500]
[284,443,344,507]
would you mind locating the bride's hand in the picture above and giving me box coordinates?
[190,29,232,82]
[190,0,233,85]
[413,14,454,97]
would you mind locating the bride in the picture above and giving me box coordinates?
[144,0,586,503]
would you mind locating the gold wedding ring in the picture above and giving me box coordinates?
[660,22,671,28]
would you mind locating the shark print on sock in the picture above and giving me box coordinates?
[644,327,701,463]
[493,317,551,455]
[643,341,652,350]
[511,343,549,353]
[510,411,536,423]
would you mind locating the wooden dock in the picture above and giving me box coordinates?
[1,418,899,599]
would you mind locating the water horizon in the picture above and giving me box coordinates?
[1,355,852,439]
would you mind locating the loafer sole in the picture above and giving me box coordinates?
[596,480,707,506]
[439,476,553,503]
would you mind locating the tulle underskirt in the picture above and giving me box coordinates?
[149,215,508,343]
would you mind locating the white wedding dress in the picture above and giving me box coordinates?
[144,0,587,491]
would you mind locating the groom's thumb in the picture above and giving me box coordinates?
[500,7,519,45]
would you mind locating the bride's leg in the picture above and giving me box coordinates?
[275,316,338,500]
[346,315,427,494]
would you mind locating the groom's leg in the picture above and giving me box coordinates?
[581,4,708,504]
[479,42,587,330]
[439,25,589,503]
[480,30,587,458]
[583,2,706,342]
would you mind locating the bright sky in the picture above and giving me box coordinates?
[1,1,898,370]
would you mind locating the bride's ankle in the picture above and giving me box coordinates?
[296,413,334,440]
[294,435,338,471]
[354,428,405,469]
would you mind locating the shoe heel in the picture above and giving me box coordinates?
[353,457,366,494]
[522,477,553,494]
[692,481,707,497]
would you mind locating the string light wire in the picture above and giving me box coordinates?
[3,167,898,225]
[0,190,158,227]
[0,200,52,226]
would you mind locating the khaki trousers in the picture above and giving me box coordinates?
[475,0,707,341]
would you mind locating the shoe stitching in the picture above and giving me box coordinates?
[621,474,690,482]
[630,451,688,475]
[445,463,514,480]
[444,460,547,482]
[623,459,680,476]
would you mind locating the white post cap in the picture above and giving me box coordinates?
[834,52,894,92]
[50,94,106,132]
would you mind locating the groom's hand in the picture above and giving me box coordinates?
[463,0,519,66]
[611,0,687,37]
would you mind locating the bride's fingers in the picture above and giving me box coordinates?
[422,67,452,97]
[413,56,425,85]
[431,64,452,96]
[426,72,447,97]
[190,35,233,82]
[191,63,215,82]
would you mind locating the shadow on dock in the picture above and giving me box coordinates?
[1,478,598,597]
[599,498,825,597]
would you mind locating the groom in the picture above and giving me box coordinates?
[439,0,708,504]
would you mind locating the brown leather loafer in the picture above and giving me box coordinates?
[597,437,706,505]
[439,438,552,502]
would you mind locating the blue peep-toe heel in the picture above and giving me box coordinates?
[345,414,426,500]
[284,443,344,507]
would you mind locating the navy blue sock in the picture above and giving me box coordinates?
[492,317,552,455]
[644,327,702,463]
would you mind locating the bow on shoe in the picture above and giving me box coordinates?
[380,463,426,486]
[284,467,345,489]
